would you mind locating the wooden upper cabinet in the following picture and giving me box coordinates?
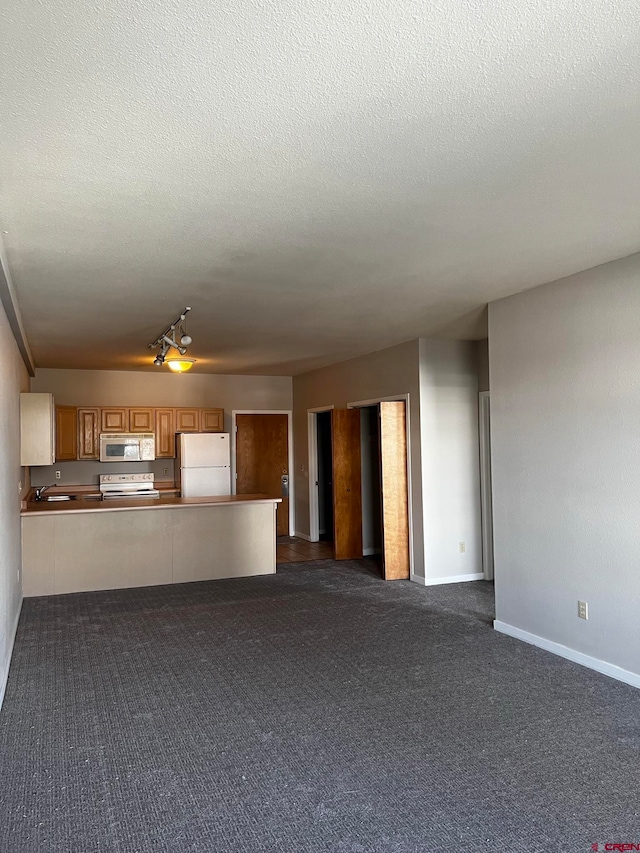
[43,404,224,462]
[101,408,129,433]
[128,408,154,433]
[77,408,100,460]
[175,408,199,432]
[55,406,78,461]
[200,408,224,432]
[155,409,176,458]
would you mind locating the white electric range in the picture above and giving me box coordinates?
[99,473,161,500]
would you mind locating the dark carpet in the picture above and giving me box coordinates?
[1,560,639,853]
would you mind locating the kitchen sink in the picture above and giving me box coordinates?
[38,493,104,502]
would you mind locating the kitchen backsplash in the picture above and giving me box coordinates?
[30,459,175,487]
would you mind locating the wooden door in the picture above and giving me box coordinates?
[155,409,176,458]
[200,408,224,432]
[128,407,154,432]
[101,408,129,432]
[55,406,78,461]
[331,409,362,560]
[379,402,410,580]
[175,408,199,432]
[236,414,289,535]
[77,408,100,459]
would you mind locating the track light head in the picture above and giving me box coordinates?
[148,308,194,369]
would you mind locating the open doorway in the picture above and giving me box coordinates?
[309,407,361,560]
[278,408,335,564]
[309,401,411,579]
[350,398,411,580]
[360,405,382,567]
[316,410,333,544]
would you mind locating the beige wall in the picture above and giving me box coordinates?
[293,340,425,577]
[490,252,640,684]
[0,300,30,705]
[419,339,482,581]
[293,338,482,583]
[476,339,489,392]
[30,368,293,485]
[32,369,293,431]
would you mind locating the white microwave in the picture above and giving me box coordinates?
[99,433,156,462]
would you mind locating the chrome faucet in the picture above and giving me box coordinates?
[34,484,55,501]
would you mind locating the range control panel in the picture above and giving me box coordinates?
[99,473,155,484]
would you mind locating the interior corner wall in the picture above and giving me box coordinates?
[477,339,489,392]
[292,340,425,578]
[489,252,640,683]
[0,300,29,707]
[419,339,482,583]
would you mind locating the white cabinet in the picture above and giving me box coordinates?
[20,393,55,466]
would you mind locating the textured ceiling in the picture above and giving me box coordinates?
[1,0,640,375]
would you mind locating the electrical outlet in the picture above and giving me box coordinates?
[578,600,588,620]
[163,468,169,476]
[55,470,61,479]
[459,541,466,553]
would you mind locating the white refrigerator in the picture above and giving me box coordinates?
[176,433,231,497]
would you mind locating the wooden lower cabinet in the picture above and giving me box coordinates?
[155,409,176,458]
[55,406,78,461]
[77,408,100,460]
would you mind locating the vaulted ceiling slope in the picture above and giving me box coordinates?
[1,0,639,375]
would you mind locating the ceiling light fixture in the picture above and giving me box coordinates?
[166,357,196,373]
[148,307,196,371]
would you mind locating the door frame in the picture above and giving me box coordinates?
[307,405,335,543]
[231,410,294,536]
[478,391,494,581]
[347,394,414,578]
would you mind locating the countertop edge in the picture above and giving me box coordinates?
[22,494,282,516]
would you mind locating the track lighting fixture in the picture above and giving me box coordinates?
[148,307,196,371]
[161,335,188,355]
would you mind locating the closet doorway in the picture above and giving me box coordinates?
[308,399,411,579]
[316,410,333,543]
[356,400,410,580]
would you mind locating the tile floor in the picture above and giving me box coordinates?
[276,536,334,563]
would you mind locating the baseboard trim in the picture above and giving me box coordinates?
[294,531,312,542]
[419,572,485,587]
[494,620,640,690]
[0,596,23,710]
[410,574,426,585]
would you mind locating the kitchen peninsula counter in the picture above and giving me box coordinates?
[22,493,280,515]
[22,494,281,597]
